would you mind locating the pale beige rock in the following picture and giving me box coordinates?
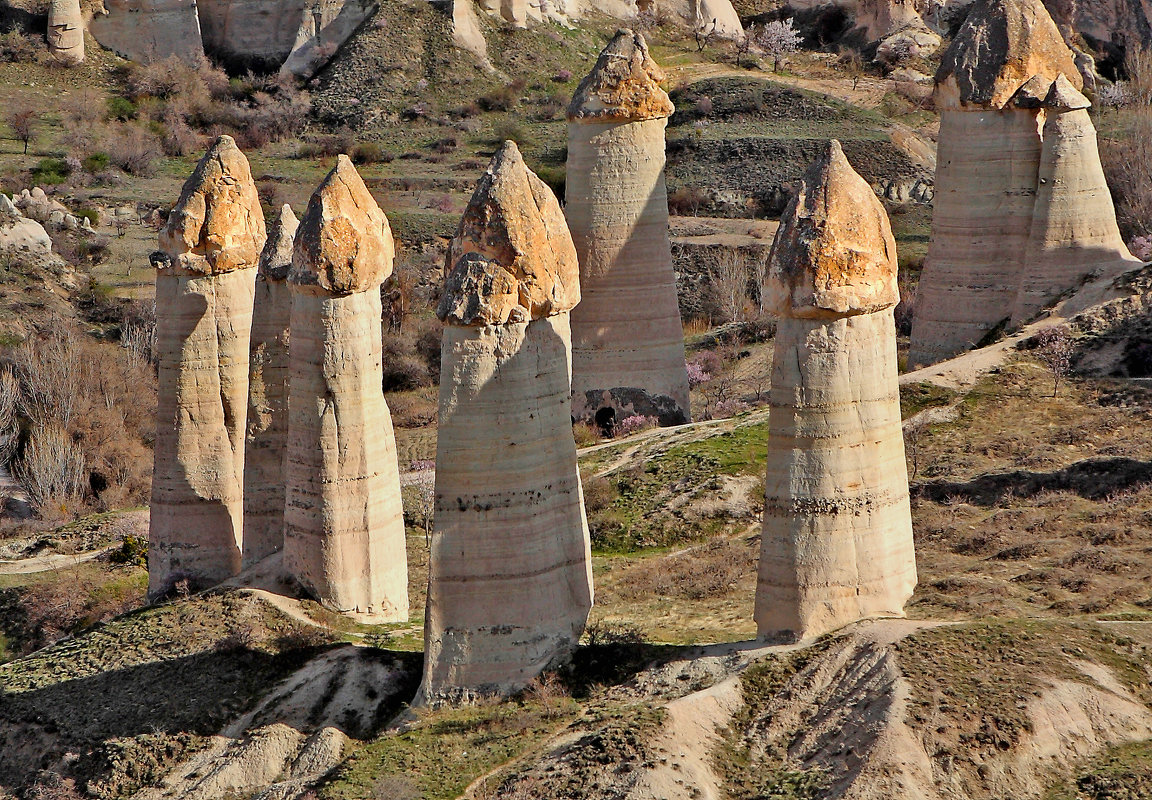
[756,142,916,642]
[420,142,593,705]
[151,136,266,596]
[934,0,1080,110]
[567,30,690,426]
[448,0,488,61]
[243,204,297,566]
[279,0,376,78]
[195,0,359,69]
[47,0,84,65]
[90,0,205,64]
[693,0,743,39]
[1012,75,1141,325]
[285,156,407,620]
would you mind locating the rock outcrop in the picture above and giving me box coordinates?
[0,196,54,258]
[1012,75,1140,325]
[279,0,377,77]
[243,204,297,567]
[419,141,593,705]
[90,0,206,64]
[47,0,84,65]
[284,156,407,620]
[151,136,266,596]
[567,30,691,428]
[909,0,1081,367]
[692,0,744,38]
[755,141,916,642]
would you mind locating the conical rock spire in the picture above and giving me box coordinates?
[258,204,299,282]
[567,29,674,122]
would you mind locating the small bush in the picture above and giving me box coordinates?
[352,142,392,164]
[109,533,148,566]
[32,158,71,186]
[573,422,600,448]
[432,136,459,154]
[615,415,659,437]
[105,126,162,176]
[106,96,138,122]
[492,120,529,145]
[0,31,40,64]
[81,153,110,173]
[478,79,527,112]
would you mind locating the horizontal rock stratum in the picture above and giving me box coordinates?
[151,135,265,597]
[756,140,916,642]
[284,156,408,620]
[420,141,593,705]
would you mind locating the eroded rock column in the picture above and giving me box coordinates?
[284,156,408,621]
[47,0,84,65]
[419,141,593,705]
[756,141,916,642]
[151,135,266,596]
[567,29,690,427]
[1012,75,1141,324]
[243,204,297,566]
[908,0,1080,367]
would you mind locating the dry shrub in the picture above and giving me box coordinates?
[381,316,443,392]
[618,539,755,600]
[1101,107,1152,237]
[103,124,162,176]
[15,424,84,511]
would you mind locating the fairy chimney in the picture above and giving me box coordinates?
[1012,75,1141,324]
[566,29,691,429]
[47,0,84,65]
[284,156,408,620]
[418,141,593,705]
[151,135,266,596]
[243,204,297,566]
[908,0,1080,367]
[756,141,917,642]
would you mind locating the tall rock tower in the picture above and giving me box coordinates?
[756,141,916,642]
[284,157,408,621]
[243,204,297,566]
[419,142,593,705]
[47,0,84,65]
[908,0,1079,367]
[151,135,266,596]
[566,29,691,428]
[1012,75,1140,324]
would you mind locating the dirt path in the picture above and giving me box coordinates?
[0,545,115,574]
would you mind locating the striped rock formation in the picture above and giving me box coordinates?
[243,204,297,566]
[284,156,408,621]
[908,0,1080,367]
[756,141,916,642]
[1012,75,1140,325]
[47,0,84,65]
[151,136,266,596]
[419,141,592,705]
[566,30,691,428]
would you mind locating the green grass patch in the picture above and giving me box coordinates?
[900,382,957,419]
[1045,740,1152,799]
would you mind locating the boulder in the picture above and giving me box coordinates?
[243,204,298,567]
[150,135,266,596]
[756,141,916,641]
[285,156,408,620]
[567,30,691,427]
[419,141,593,705]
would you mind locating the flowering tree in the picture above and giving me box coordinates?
[755,19,802,73]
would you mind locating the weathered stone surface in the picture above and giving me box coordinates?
[442,141,580,324]
[756,143,915,642]
[90,0,205,64]
[195,0,350,68]
[567,31,690,427]
[243,204,297,566]
[693,0,744,38]
[448,0,488,61]
[765,140,899,318]
[285,159,407,620]
[279,0,377,77]
[935,0,1080,110]
[568,29,674,123]
[908,107,1043,366]
[47,0,84,65]
[290,155,394,295]
[151,137,265,596]
[1012,76,1140,324]
[420,145,593,705]
[160,136,267,277]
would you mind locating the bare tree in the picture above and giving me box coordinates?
[0,368,20,465]
[755,19,802,73]
[903,415,931,481]
[15,423,85,509]
[15,323,81,429]
[735,25,757,68]
[751,244,772,316]
[1034,325,1075,397]
[708,249,751,324]
[694,16,717,52]
[7,105,37,155]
